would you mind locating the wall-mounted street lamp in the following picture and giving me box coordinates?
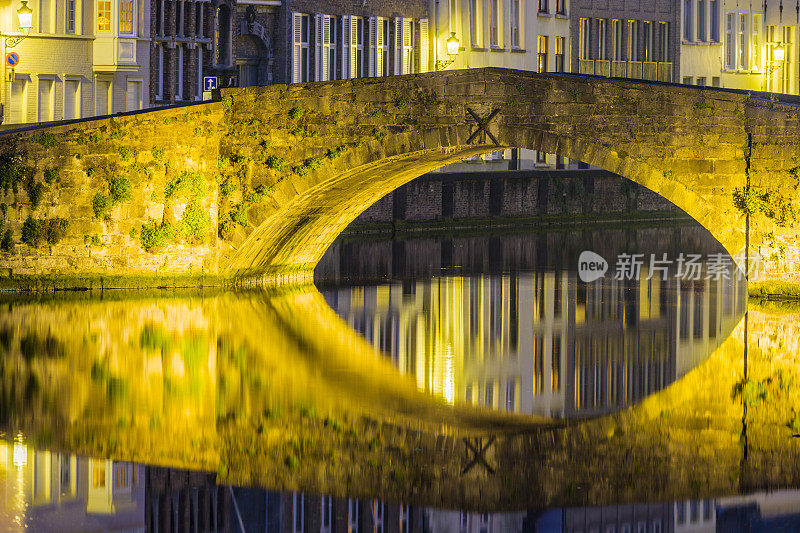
[6,0,33,48]
[435,32,460,71]
[773,42,786,62]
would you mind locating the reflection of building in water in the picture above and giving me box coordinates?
[560,501,674,533]
[0,439,144,531]
[323,268,746,417]
[675,490,800,532]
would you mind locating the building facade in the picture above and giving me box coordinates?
[0,0,150,125]
[571,0,679,83]
[149,0,237,105]
[679,0,799,93]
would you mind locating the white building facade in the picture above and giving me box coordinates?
[680,0,798,92]
[0,0,149,126]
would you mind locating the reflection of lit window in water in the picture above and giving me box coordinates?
[325,262,745,418]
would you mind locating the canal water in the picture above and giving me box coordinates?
[0,191,797,530]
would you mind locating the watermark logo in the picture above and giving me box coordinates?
[578,250,608,282]
[577,250,760,282]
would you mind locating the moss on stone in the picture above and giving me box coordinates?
[140,218,175,251]
[30,132,58,147]
[1,230,13,253]
[92,193,111,220]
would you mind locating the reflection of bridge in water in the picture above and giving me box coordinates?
[0,291,796,511]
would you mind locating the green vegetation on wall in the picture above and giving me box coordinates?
[21,216,68,247]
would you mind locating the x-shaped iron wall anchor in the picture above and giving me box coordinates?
[462,436,496,475]
[466,107,501,146]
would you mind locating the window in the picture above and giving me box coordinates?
[113,463,130,489]
[64,79,80,120]
[489,0,499,47]
[538,35,548,71]
[555,37,565,71]
[66,0,75,33]
[38,78,54,122]
[696,76,706,85]
[293,493,304,533]
[598,19,607,59]
[684,0,692,40]
[176,46,184,99]
[784,25,793,93]
[702,499,713,520]
[355,17,364,78]
[628,20,639,60]
[330,17,339,79]
[156,0,164,35]
[470,0,481,47]
[40,0,51,33]
[292,13,310,82]
[216,5,231,65]
[381,19,389,76]
[683,76,692,84]
[372,501,384,533]
[510,0,520,48]
[739,13,748,69]
[97,0,111,31]
[697,0,706,41]
[612,19,623,60]
[126,80,141,111]
[725,13,735,69]
[556,0,565,15]
[195,2,203,37]
[119,0,134,34]
[658,22,669,61]
[579,18,590,59]
[643,21,653,61]
[321,496,332,532]
[710,0,719,41]
[752,14,762,70]
[195,47,203,100]
[92,460,106,488]
[505,379,516,411]
[690,500,699,522]
[95,80,110,115]
[538,0,548,14]
[59,456,75,497]
[552,334,561,391]
[155,45,164,98]
[712,76,720,86]
[348,498,359,532]
[449,0,458,32]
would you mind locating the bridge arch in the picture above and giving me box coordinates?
[223,69,753,282]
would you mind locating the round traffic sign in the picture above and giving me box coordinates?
[5,52,19,67]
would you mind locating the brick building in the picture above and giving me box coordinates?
[150,0,238,105]
[571,0,680,83]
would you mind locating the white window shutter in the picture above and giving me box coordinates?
[342,16,351,79]
[376,17,384,76]
[322,15,331,81]
[419,18,429,73]
[368,17,377,77]
[350,16,358,78]
[315,14,323,81]
[292,12,302,83]
[395,17,403,74]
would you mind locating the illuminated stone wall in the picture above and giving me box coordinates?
[1,68,799,290]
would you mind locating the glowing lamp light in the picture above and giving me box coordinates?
[12,443,26,469]
[446,32,460,56]
[16,0,33,32]
[773,43,786,62]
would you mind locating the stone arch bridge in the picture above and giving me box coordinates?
[0,68,798,290]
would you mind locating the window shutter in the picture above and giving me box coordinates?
[315,14,324,81]
[376,17,384,76]
[419,19,429,72]
[403,19,412,74]
[292,12,302,83]
[350,16,358,78]
[395,17,403,74]
[341,16,351,79]
[322,15,331,81]
[368,17,377,77]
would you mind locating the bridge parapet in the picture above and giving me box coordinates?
[0,69,799,291]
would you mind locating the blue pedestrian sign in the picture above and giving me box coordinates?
[5,52,19,67]
[203,76,218,91]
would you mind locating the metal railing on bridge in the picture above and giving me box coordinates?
[577,59,673,83]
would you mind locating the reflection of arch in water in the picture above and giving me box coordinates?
[322,266,747,418]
